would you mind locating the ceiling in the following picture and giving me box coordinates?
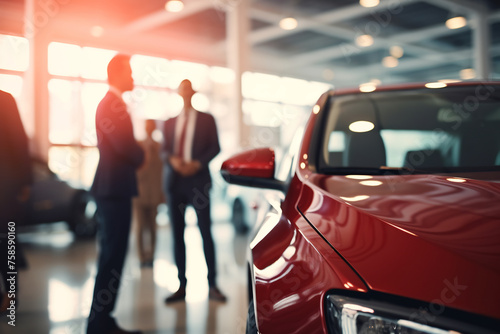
[1,0,500,88]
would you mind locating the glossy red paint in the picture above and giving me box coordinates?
[221,148,275,178]
[250,205,368,334]
[222,82,500,333]
[298,172,500,319]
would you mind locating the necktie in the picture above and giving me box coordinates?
[177,114,188,159]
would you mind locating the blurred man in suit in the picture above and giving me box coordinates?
[0,90,32,313]
[161,79,226,303]
[87,54,144,334]
[134,119,163,268]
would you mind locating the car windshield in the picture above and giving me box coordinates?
[319,84,500,174]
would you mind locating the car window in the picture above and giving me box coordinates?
[319,85,500,173]
[380,130,455,167]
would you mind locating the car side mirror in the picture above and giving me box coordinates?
[220,148,286,192]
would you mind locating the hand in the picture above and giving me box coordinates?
[181,160,201,177]
[169,155,184,173]
[138,152,150,172]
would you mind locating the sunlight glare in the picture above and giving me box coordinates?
[48,279,86,322]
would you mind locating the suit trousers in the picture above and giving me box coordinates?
[167,185,216,287]
[87,197,132,334]
[134,201,158,263]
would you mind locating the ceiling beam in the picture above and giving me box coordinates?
[424,0,488,14]
[244,1,477,71]
[269,23,460,70]
[123,0,213,34]
[213,1,499,78]
[250,27,500,87]
[252,5,500,74]
[248,0,420,45]
[45,16,225,68]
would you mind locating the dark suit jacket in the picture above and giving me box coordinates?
[91,91,144,199]
[0,90,32,210]
[161,110,220,193]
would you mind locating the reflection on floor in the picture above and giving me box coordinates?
[1,211,250,334]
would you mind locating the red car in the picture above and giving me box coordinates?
[221,82,500,334]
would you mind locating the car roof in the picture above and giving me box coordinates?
[323,80,500,98]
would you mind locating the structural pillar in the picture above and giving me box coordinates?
[473,10,490,80]
[226,0,251,148]
[25,0,50,159]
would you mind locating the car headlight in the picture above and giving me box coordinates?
[325,293,496,334]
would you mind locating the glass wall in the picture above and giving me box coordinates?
[2,34,330,189]
[0,34,32,136]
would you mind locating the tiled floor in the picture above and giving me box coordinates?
[1,207,251,334]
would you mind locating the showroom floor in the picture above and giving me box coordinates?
[0,207,251,334]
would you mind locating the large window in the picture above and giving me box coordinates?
[46,42,116,187]
[16,38,330,188]
[242,71,330,147]
[1,33,331,191]
[0,34,32,136]
[45,42,241,188]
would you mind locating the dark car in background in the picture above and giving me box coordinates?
[222,82,500,334]
[23,157,97,238]
[225,184,263,234]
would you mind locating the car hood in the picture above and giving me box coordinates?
[298,172,500,319]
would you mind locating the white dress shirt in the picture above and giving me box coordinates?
[174,108,197,162]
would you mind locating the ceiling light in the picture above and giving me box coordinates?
[382,56,398,68]
[446,16,467,29]
[359,0,380,8]
[390,46,404,58]
[279,17,298,30]
[165,0,184,12]
[460,68,476,80]
[355,34,373,47]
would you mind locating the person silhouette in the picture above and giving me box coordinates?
[134,119,163,268]
[0,90,32,313]
[86,54,144,334]
[161,79,226,303]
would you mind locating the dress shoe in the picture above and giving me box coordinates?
[87,322,142,334]
[165,286,186,303]
[209,286,227,302]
